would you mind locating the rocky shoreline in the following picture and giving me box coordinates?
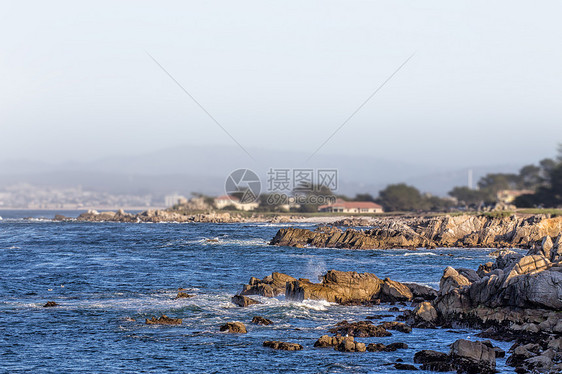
[59,210,562,251]
[233,239,562,373]
[270,214,562,249]
[59,209,304,224]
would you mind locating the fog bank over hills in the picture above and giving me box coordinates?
[0,145,521,198]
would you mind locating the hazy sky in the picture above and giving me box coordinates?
[1,0,561,168]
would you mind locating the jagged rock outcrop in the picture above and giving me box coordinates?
[270,215,562,249]
[286,270,384,304]
[403,283,438,300]
[408,240,562,373]
[381,278,413,302]
[240,272,297,297]
[413,340,496,374]
[435,251,562,317]
[409,301,438,327]
[240,270,427,306]
[285,270,419,304]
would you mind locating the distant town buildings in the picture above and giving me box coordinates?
[318,199,384,213]
[0,183,155,209]
[164,194,187,207]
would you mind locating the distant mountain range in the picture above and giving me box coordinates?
[0,145,521,198]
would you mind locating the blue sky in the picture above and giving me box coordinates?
[1,0,561,168]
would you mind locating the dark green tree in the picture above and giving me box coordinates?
[517,164,542,189]
[513,146,562,208]
[478,173,519,198]
[352,193,376,202]
[376,184,425,212]
[292,182,335,212]
[448,186,486,207]
[256,193,289,212]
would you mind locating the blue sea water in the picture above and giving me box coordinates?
[0,211,518,373]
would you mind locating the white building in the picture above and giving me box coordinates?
[318,199,384,213]
[214,195,259,211]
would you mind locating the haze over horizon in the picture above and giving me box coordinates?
[1,0,561,171]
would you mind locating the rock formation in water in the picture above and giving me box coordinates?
[262,341,303,351]
[400,236,562,373]
[74,209,306,224]
[270,215,562,249]
[251,316,273,325]
[238,270,435,306]
[239,272,297,297]
[231,295,260,307]
[76,209,247,223]
[219,322,247,333]
[145,315,182,325]
[413,339,499,374]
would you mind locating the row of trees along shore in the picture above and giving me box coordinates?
[364,144,562,212]
[254,144,562,212]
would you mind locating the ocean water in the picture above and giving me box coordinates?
[0,211,518,373]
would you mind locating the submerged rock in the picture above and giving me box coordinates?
[367,342,408,352]
[393,363,418,371]
[43,301,58,308]
[220,322,247,333]
[145,315,182,325]
[251,316,273,325]
[174,291,195,299]
[231,295,260,307]
[413,350,452,372]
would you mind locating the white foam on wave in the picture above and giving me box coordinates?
[205,238,268,247]
[403,252,438,256]
[253,296,335,312]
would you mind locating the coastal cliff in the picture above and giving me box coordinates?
[270,214,562,249]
